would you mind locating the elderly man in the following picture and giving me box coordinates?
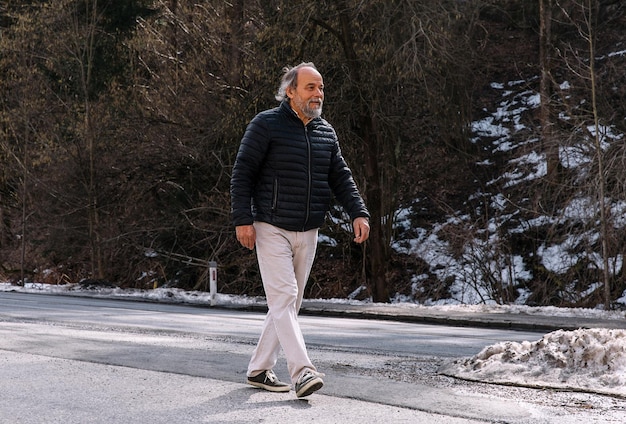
[230,62,370,398]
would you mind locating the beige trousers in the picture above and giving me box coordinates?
[247,222,319,384]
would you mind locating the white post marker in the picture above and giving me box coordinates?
[208,261,218,306]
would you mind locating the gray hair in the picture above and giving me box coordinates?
[275,62,318,101]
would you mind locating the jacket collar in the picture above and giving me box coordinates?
[280,100,321,126]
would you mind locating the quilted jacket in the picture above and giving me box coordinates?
[230,101,369,232]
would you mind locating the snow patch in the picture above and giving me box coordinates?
[441,328,626,398]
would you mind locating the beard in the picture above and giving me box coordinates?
[293,96,323,120]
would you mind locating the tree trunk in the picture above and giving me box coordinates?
[20,124,28,285]
[335,5,389,302]
[539,0,560,180]
[361,115,389,302]
[227,0,244,86]
[82,0,104,279]
[583,1,611,309]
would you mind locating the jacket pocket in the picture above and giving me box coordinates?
[271,176,279,213]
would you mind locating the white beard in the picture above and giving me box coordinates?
[293,97,323,120]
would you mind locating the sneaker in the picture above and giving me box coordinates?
[295,369,324,398]
[247,370,291,392]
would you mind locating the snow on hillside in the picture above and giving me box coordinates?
[391,55,626,309]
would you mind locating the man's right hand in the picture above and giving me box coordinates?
[235,225,256,250]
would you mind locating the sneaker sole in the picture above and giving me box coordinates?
[247,380,291,393]
[296,378,323,398]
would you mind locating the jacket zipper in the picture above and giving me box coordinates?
[272,176,278,213]
[304,125,312,231]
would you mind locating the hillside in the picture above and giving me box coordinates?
[315,1,626,309]
[1,1,625,309]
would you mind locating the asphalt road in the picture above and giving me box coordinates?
[1,292,624,424]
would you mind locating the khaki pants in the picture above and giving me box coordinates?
[247,222,319,384]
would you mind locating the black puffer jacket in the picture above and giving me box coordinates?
[231,101,369,232]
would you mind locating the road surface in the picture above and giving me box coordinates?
[1,292,624,423]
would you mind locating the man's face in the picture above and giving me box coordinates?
[288,67,324,121]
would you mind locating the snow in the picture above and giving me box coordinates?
[440,328,626,398]
[388,44,626,312]
[2,281,626,399]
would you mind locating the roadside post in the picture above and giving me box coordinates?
[208,261,217,306]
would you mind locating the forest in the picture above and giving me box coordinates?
[1,0,625,309]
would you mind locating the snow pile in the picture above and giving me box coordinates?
[440,328,626,397]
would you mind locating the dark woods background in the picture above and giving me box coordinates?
[1,1,625,307]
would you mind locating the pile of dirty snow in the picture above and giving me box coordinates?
[440,328,626,397]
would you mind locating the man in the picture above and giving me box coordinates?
[230,62,370,398]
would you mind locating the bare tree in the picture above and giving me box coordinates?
[121,0,257,289]
[540,0,561,181]
[551,0,618,308]
[0,5,50,283]
[70,0,105,278]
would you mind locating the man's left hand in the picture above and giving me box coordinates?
[353,217,370,244]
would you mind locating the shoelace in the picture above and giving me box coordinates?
[300,369,325,381]
[264,370,279,383]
